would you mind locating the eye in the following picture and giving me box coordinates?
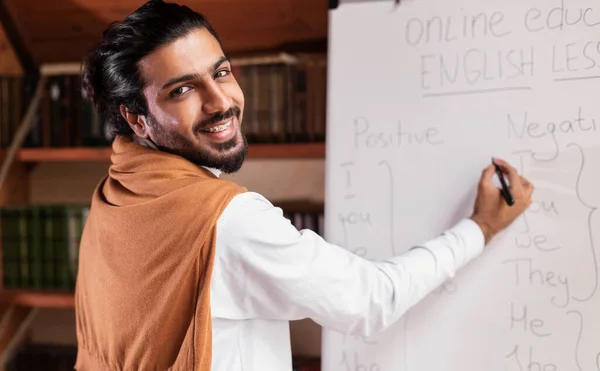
[214,69,230,79]
[170,86,192,98]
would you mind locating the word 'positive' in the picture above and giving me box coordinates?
[354,118,443,150]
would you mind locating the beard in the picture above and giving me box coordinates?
[145,107,248,174]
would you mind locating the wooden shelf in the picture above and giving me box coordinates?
[9,143,325,162]
[0,290,74,308]
[247,143,325,159]
[18,147,112,162]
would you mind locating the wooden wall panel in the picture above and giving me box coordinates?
[0,163,29,205]
[5,0,328,64]
[0,23,22,75]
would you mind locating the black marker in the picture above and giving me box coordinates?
[493,159,515,206]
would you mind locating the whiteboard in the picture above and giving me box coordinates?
[323,0,600,369]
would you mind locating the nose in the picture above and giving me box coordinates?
[202,80,231,114]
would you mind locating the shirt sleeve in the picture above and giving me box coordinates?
[209,192,485,337]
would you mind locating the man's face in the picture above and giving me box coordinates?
[137,27,247,173]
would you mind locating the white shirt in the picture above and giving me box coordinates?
[208,171,485,371]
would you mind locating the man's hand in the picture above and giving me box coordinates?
[470,158,534,244]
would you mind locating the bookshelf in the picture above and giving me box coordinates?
[15,147,112,162]
[7,142,325,162]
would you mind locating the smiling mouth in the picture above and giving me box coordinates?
[200,119,233,133]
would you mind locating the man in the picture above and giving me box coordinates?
[74,0,534,370]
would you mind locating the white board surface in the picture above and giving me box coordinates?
[323,0,600,369]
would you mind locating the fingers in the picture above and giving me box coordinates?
[521,175,531,190]
[521,175,534,199]
[479,164,496,188]
[492,157,523,194]
[480,159,535,210]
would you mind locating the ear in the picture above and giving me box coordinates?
[120,104,150,138]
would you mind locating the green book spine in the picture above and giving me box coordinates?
[2,208,18,288]
[18,207,29,288]
[29,206,43,289]
[1,208,7,286]
[52,206,66,289]
[42,206,55,289]
[9,208,19,288]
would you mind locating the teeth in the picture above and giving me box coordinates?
[203,120,232,133]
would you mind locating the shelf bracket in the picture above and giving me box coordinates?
[0,75,46,196]
[0,304,39,367]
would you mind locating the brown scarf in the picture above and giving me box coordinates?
[74,135,246,370]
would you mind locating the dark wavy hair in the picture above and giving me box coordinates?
[81,0,221,137]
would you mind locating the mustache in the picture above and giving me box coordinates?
[196,106,241,130]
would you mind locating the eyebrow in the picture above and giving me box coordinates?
[160,56,230,91]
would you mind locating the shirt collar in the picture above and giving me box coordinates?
[132,134,222,178]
